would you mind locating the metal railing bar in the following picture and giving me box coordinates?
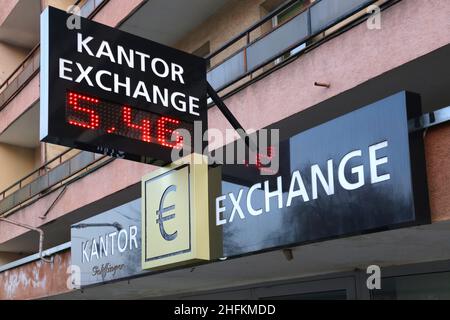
[206,3,305,74]
[0,148,74,198]
[0,69,40,113]
[207,0,377,76]
[0,45,40,95]
[0,152,101,213]
[0,156,115,219]
[208,0,391,94]
[239,2,312,57]
[0,0,110,111]
[208,0,400,104]
[84,0,110,20]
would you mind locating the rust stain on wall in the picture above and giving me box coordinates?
[0,250,72,300]
[425,122,450,222]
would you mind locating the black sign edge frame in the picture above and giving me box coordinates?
[39,6,208,165]
[404,91,431,226]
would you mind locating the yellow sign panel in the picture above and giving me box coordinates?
[142,154,220,270]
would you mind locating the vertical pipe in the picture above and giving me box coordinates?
[0,217,53,263]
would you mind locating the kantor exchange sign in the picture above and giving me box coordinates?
[40,7,207,165]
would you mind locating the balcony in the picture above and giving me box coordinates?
[0,149,111,217]
[206,0,382,93]
[120,0,392,95]
[0,0,109,205]
[0,0,111,259]
[0,0,107,112]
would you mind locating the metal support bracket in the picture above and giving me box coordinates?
[39,184,68,219]
[409,106,450,131]
[207,82,257,151]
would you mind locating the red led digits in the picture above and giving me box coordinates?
[157,117,183,149]
[66,91,191,149]
[67,92,100,129]
[122,106,151,142]
[245,146,277,174]
[257,146,276,174]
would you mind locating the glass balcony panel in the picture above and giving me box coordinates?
[310,0,372,34]
[247,10,309,72]
[207,50,246,91]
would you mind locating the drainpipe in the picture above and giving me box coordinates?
[0,217,53,263]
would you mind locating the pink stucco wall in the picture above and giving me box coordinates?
[0,250,71,300]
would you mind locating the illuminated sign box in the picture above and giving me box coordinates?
[218,91,431,257]
[141,154,222,270]
[40,7,207,165]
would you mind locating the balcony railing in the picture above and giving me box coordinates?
[208,0,386,92]
[0,46,40,109]
[0,0,108,112]
[0,149,113,217]
[0,0,110,216]
[0,0,396,111]
[0,0,398,217]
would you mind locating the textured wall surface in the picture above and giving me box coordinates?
[425,122,450,222]
[0,250,71,300]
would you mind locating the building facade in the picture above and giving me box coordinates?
[0,0,450,300]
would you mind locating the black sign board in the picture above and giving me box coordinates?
[218,91,430,256]
[71,199,148,286]
[40,7,207,165]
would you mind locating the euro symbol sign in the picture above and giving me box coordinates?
[156,185,178,241]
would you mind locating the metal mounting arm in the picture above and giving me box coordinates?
[207,82,257,151]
